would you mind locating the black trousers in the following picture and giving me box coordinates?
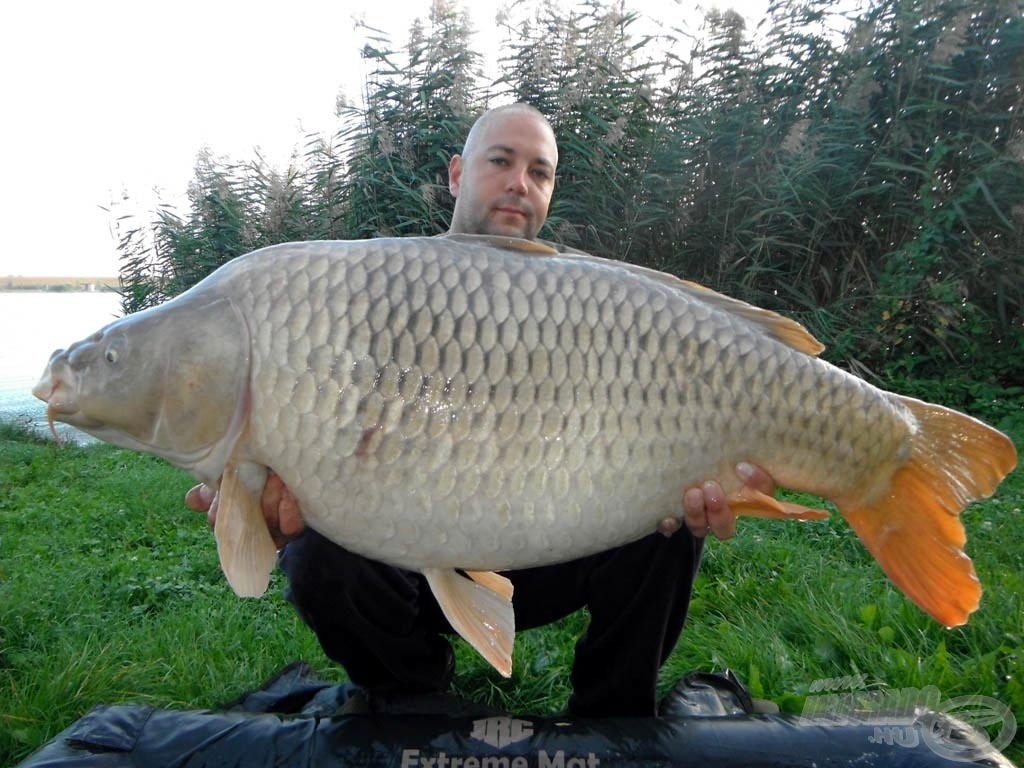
[279,527,704,716]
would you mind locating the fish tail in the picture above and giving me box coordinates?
[840,396,1017,627]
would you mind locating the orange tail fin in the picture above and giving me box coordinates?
[840,396,1017,627]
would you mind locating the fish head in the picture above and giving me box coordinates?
[33,294,250,480]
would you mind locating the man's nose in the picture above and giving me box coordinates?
[506,166,529,195]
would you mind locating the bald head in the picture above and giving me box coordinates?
[448,104,558,240]
[460,104,558,163]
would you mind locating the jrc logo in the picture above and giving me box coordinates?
[470,717,535,748]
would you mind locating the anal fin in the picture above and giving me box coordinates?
[423,568,515,677]
[729,486,830,521]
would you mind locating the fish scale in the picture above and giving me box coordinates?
[33,234,1017,675]
[224,239,857,568]
[236,241,696,567]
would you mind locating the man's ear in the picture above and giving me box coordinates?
[448,154,463,196]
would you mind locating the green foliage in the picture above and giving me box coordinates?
[114,0,1024,382]
[337,3,481,239]
[116,151,317,313]
[0,427,325,765]
[498,2,673,259]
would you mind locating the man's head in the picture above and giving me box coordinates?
[448,103,558,240]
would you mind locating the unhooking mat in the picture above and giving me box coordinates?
[15,663,1018,767]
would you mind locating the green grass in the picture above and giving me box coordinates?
[2,406,1022,766]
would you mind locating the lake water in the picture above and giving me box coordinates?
[1,291,124,443]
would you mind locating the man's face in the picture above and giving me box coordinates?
[448,112,557,239]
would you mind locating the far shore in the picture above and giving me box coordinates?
[2,275,119,292]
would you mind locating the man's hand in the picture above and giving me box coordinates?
[185,471,306,549]
[658,462,775,541]
[184,482,219,530]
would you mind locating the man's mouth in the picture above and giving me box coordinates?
[494,206,527,218]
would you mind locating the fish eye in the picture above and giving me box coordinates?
[105,347,119,364]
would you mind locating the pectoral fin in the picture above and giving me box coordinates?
[215,462,278,598]
[728,486,830,521]
[423,568,515,677]
[465,570,515,600]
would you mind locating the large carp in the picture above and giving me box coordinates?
[34,235,1017,676]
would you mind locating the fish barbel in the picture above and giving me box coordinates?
[33,234,1017,676]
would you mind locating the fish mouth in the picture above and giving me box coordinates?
[33,364,73,410]
[32,376,67,443]
[33,361,86,440]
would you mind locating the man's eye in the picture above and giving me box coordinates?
[532,169,551,180]
[490,157,509,166]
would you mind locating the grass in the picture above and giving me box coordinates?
[2,403,1022,766]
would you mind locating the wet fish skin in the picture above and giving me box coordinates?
[33,235,1018,676]
[237,240,886,567]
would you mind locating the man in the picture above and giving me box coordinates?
[188,103,775,716]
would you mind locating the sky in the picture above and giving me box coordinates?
[1,0,769,278]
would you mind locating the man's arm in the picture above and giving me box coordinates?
[187,463,775,546]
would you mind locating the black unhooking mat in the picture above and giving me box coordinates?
[16,663,1017,767]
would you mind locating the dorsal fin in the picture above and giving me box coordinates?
[573,255,826,357]
[672,276,825,356]
[572,256,825,357]
[440,234,824,357]
[441,233,560,255]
